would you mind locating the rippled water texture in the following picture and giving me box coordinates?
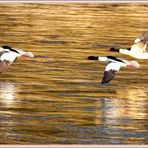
[0,2,147,145]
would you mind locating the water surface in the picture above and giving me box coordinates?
[0,2,147,145]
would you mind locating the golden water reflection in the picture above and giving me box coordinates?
[0,2,147,145]
[95,86,147,124]
[0,83,18,108]
[94,86,147,144]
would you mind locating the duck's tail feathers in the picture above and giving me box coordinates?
[128,61,140,68]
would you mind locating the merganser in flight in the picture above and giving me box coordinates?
[0,45,34,74]
[88,56,140,84]
[110,31,148,59]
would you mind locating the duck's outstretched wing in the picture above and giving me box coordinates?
[101,62,121,84]
[0,60,11,74]
[135,31,148,43]
[132,31,148,53]
[0,52,17,74]
[130,40,147,53]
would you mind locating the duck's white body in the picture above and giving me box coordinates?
[88,56,140,84]
[119,48,148,59]
[0,46,34,73]
[110,31,148,59]
[0,52,20,63]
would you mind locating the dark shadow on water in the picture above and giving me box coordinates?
[34,40,67,44]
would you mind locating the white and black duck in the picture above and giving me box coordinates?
[88,56,140,84]
[110,31,148,59]
[0,45,34,73]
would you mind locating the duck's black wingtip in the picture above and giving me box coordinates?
[97,82,108,87]
[101,81,107,85]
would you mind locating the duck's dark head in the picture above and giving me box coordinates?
[2,45,20,54]
[2,45,12,50]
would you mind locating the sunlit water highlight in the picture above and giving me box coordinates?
[0,2,147,144]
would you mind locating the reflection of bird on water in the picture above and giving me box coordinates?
[0,46,34,74]
[0,83,16,102]
[110,31,148,59]
[88,56,140,84]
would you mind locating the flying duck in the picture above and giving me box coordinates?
[88,56,140,84]
[0,45,34,74]
[110,31,148,59]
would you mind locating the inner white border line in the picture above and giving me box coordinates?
[0,0,147,3]
[0,144,148,147]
